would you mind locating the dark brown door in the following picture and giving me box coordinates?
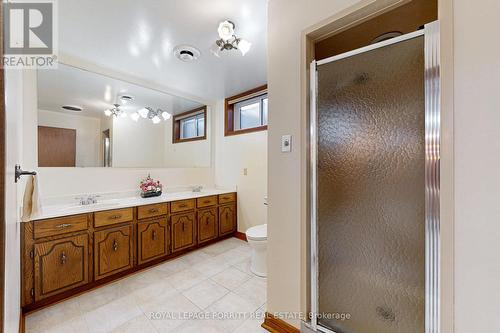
[137,218,168,264]
[219,204,236,236]
[171,212,196,253]
[38,126,76,167]
[197,208,218,244]
[34,234,89,301]
[94,225,133,280]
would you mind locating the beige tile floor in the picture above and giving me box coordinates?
[26,238,268,333]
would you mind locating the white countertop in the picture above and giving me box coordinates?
[32,189,235,221]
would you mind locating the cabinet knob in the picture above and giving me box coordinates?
[60,251,67,264]
[112,240,118,251]
[149,208,159,214]
[110,214,122,220]
[152,230,157,240]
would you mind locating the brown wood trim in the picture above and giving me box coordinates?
[262,312,300,333]
[19,312,25,333]
[224,85,268,137]
[234,231,247,242]
[225,125,268,137]
[172,106,207,144]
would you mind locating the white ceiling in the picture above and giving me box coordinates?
[58,0,268,102]
[38,63,203,118]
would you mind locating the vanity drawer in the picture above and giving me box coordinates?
[138,203,169,220]
[34,214,89,239]
[171,199,195,213]
[94,208,134,228]
[218,193,236,204]
[197,196,217,208]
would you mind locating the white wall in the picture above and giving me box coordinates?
[453,0,500,331]
[112,116,165,168]
[38,109,102,167]
[163,111,211,168]
[214,100,268,233]
[4,70,25,333]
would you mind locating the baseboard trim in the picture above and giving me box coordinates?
[234,231,247,242]
[19,311,25,333]
[262,312,300,333]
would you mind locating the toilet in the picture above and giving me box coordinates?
[246,224,267,277]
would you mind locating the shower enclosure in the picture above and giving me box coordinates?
[309,22,440,333]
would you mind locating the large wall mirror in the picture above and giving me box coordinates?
[37,64,211,168]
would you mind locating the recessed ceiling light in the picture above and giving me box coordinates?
[174,45,201,62]
[119,95,134,104]
[62,105,83,112]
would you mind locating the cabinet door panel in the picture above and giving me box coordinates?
[171,212,196,253]
[219,204,236,236]
[34,234,89,301]
[198,208,218,244]
[94,225,133,280]
[138,219,168,264]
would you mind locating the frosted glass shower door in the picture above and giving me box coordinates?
[315,35,425,333]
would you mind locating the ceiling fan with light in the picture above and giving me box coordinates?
[210,20,251,57]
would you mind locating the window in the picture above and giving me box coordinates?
[180,113,205,139]
[234,95,268,130]
[224,85,267,136]
[173,106,207,143]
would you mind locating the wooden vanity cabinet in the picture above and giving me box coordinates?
[94,225,134,280]
[22,192,237,311]
[137,218,169,264]
[34,234,89,301]
[219,204,237,236]
[171,212,196,253]
[198,207,218,244]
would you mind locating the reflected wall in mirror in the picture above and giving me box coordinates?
[37,64,210,168]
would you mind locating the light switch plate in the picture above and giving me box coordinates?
[281,135,292,152]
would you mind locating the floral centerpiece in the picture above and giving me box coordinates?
[140,174,163,198]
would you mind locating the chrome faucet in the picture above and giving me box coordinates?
[192,185,203,193]
[76,194,100,206]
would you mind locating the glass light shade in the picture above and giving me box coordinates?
[238,39,251,56]
[217,21,234,41]
[152,115,161,124]
[104,109,112,117]
[138,108,149,118]
[130,112,140,122]
[162,111,171,120]
[210,44,221,57]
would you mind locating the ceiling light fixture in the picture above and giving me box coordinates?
[211,20,251,57]
[104,104,126,118]
[137,107,171,124]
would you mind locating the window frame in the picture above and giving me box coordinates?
[172,106,207,144]
[224,85,268,136]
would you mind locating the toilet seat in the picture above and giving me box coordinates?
[246,224,267,241]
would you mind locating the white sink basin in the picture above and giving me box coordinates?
[57,201,121,212]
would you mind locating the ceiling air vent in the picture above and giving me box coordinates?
[62,105,83,112]
[174,45,201,62]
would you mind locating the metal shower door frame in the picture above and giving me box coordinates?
[309,21,441,333]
